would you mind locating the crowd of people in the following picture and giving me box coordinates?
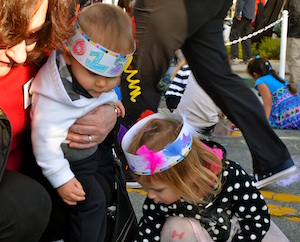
[0,0,298,241]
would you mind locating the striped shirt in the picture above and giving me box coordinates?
[165,65,191,98]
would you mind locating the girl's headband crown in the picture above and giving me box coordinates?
[121,113,193,176]
[67,22,135,77]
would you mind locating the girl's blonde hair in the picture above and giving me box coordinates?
[77,3,135,55]
[128,118,223,204]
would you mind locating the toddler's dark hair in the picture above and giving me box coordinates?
[247,56,297,94]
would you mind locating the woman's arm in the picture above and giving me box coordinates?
[67,104,118,149]
[257,84,273,120]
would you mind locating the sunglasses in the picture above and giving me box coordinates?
[0,21,50,49]
[25,21,51,46]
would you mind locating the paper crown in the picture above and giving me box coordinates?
[67,22,135,77]
[121,113,193,176]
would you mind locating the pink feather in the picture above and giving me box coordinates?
[136,145,164,177]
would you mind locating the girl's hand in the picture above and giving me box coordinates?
[115,100,125,118]
[57,178,86,205]
[67,104,117,149]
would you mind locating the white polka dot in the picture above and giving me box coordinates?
[256,223,262,228]
[245,215,252,218]
[213,229,219,235]
[154,236,160,241]
[142,239,149,242]
[233,195,238,200]
[179,213,184,217]
[252,193,258,199]
[241,170,246,175]
[173,204,177,209]
[227,186,233,192]
[239,206,245,212]
[139,231,143,236]
[150,204,155,210]
[155,223,161,229]
[243,194,249,200]
[234,183,240,189]
[160,205,164,211]
[217,208,223,213]
[195,214,201,219]
[250,206,257,212]
[209,221,217,226]
[222,197,228,203]
[238,235,244,239]
[236,170,239,176]
[245,181,250,187]
[250,234,257,240]
[221,225,228,230]
[145,228,151,234]
[264,218,269,223]
[225,161,230,165]
[244,225,250,230]
[254,215,261,220]
[148,216,154,220]
[262,205,268,211]
[164,207,168,212]
[262,230,266,235]
[187,205,193,210]
[260,194,264,199]
[223,171,229,176]
[218,217,224,223]
[226,210,232,215]
[143,204,148,210]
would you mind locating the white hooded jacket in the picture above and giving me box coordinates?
[30,51,117,188]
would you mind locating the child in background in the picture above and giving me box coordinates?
[30,3,135,241]
[122,113,289,241]
[247,56,300,129]
[164,55,189,112]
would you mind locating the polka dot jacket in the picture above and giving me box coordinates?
[134,160,270,241]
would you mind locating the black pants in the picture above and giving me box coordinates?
[120,0,293,175]
[68,146,114,242]
[230,16,253,61]
[0,170,51,242]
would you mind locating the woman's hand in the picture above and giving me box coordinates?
[67,104,117,149]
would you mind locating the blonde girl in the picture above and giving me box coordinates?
[122,113,289,241]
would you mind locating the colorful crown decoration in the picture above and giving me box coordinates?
[67,22,135,77]
[122,113,193,176]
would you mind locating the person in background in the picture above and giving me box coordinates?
[285,0,300,92]
[0,0,120,241]
[119,0,296,190]
[122,113,289,242]
[247,55,300,129]
[164,58,189,112]
[229,0,255,64]
[30,3,134,241]
[173,69,224,137]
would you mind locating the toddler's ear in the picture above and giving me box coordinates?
[62,46,72,65]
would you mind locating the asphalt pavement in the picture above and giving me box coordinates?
[127,60,300,242]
